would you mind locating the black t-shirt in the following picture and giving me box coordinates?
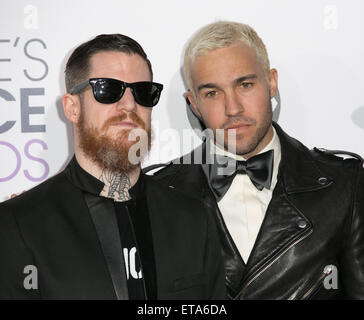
[114,175,157,300]
[115,200,145,300]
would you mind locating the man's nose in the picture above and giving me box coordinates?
[115,87,137,112]
[224,90,244,116]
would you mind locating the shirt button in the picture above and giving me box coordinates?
[298,220,307,229]
[318,177,328,185]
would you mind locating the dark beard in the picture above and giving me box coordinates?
[77,111,151,173]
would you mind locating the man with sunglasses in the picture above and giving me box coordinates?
[148,21,364,299]
[0,34,225,299]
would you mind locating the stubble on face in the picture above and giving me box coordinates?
[77,108,151,174]
[221,99,273,157]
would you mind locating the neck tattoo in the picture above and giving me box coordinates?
[99,169,132,202]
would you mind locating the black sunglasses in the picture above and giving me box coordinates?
[70,78,163,107]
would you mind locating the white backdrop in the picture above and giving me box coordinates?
[0,0,363,201]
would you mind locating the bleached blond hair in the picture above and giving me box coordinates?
[183,21,270,95]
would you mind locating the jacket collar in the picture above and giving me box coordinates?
[272,122,333,193]
[64,156,105,195]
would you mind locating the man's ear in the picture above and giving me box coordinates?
[269,68,278,99]
[62,94,81,124]
[185,90,202,120]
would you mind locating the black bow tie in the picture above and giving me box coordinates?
[207,150,274,201]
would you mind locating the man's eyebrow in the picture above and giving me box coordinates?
[233,74,257,84]
[197,74,258,92]
[197,83,220,92]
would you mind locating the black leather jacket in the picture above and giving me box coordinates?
[148,122,364,299]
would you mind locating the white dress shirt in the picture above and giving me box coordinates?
[211,127,282,263]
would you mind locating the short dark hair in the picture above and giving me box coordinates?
[65,34,153,93]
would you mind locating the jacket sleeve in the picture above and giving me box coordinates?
[340,162,364,299]
[0,204,40,299]
[204,202,227,299]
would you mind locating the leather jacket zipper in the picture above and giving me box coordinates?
[234,228,313,300]
[299,265,333,300]
[125,205,148,300]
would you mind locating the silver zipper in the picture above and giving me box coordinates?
[300,265,333,300]
[234,229,313,300]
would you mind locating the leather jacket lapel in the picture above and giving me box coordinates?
[235,123,333,298]
[83,192,129,300]
[238,179,313,296]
